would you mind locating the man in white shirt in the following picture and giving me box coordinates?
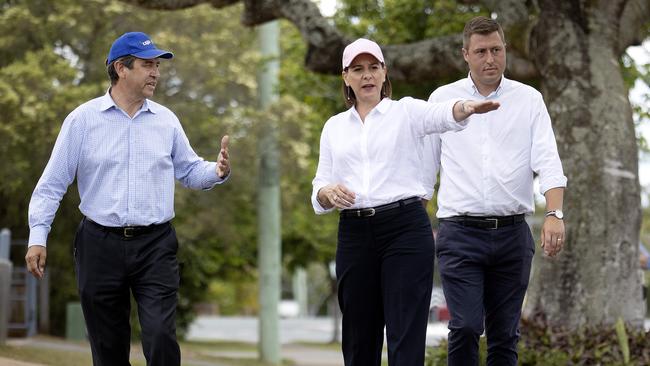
[426,17,566,365]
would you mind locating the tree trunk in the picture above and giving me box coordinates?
[523,1,644,329]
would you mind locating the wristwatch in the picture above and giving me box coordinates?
[545,210,564,220]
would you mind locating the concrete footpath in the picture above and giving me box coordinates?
[199,344,343,366]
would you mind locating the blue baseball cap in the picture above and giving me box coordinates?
[106,32,173,65]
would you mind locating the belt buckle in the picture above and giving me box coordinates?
[486,218,498,230]
[123,227,135,238]
[356,208,376,217]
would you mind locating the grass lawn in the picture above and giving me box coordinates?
[182,341,294,365]
[291,341,341,350]
[0,344,95,366]
[0,337,294,366]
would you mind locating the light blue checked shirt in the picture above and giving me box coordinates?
[28,91,226,247]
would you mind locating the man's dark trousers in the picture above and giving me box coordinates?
[436,219,534,366]
[74,218,181,366]
[336,201,434,366]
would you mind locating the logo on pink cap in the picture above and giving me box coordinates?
[342,38,385,70]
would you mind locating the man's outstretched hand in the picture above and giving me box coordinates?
[217,135,230,178]
[453,100,500,121]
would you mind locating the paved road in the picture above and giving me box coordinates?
[187,316,449,346]
[187,316,449,366]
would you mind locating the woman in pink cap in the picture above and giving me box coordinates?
[311,38,499,365]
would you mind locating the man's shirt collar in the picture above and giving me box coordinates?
[99,88,159,114]
[465,73,507,97]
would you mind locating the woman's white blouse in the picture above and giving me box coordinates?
[311,97,464,214]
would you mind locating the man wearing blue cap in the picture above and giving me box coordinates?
[25,32,230,366]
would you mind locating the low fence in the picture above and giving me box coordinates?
[0,258,11,345]
[0,228,44,342]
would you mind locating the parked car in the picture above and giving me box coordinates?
[429,286,450,322]
[279,299,300,318]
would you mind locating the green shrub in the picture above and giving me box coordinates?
[519,315,650,365]
[426,317,650,366]
[425,340,448,366]
[426,338,488,366]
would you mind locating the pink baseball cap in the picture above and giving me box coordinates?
[342,38,385,70]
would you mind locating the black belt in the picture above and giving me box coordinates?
[85,218,169,238]
[439,214,525,230]
[340,197,422,218]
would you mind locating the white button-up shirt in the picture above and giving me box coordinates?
[425,75,567,218]
[311,97,464,214]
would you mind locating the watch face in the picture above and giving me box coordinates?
[555,210,564,219]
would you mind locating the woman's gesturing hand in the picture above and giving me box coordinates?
[317,184,356,209]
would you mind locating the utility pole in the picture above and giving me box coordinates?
[257,20,281,365]
[292,267,308,317]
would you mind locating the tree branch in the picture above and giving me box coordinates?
[482,0,531,29]
[120,0,238,10]
[273,0,348,75]
[276,0,537,81]
[384,35,537,82]
[618,0,650,53]
[479,0,538,59]
[121,0,538,82]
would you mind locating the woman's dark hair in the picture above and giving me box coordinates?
[107,55,136,85]
[341,64,392,108]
